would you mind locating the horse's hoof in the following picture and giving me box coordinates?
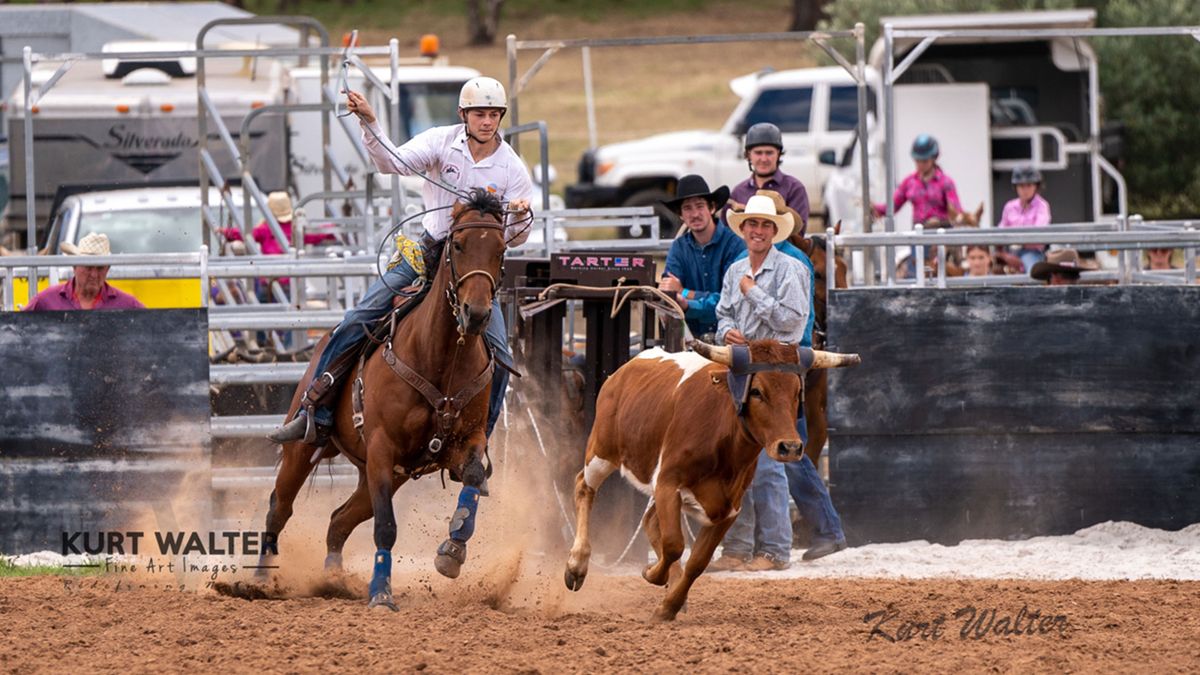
[434,538,466,579]
[323,552,344,575]
[368,591,399,611]
[564,566,586,592]
[434,553,462,579]
[642,564,668,587]
[651,606,679,623]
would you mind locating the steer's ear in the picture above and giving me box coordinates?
[798,346,862,370]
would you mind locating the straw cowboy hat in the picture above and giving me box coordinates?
[61,232,112,256]
[660,174,730,212]
[728,193,794,244]
[267,191,294,222]
[1029,248,1096,281]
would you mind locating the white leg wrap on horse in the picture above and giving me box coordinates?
[583,457,616,489]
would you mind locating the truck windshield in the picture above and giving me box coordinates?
[398,82,466,141]
[79,207,201,254]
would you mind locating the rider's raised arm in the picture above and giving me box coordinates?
[360,119,443,177]
[503,156,536,247]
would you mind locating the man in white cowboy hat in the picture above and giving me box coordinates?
[23,232,145,311]
[1030,248,1094,286]
[710,194,848,570]
[708,194,808,572]
[658,174,743,339]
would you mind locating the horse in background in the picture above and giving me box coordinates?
[895,201,985,279]
[789,221,848,466]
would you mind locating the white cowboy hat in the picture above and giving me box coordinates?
[61,232,112,256]
[728,194,794,244]
[267,191,293,221]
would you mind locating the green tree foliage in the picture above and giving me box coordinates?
[1094,0,1200,218]
[821,0,1200,218]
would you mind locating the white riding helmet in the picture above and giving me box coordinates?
[458,76,508,111]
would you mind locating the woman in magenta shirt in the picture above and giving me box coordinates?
[873,134,963,277]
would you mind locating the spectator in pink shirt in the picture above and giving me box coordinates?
[998,165,1052,272]
[23,232,145,311]
[221,191,336,300]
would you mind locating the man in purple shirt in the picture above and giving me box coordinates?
[23,233,145,311]
[727,123,811,236]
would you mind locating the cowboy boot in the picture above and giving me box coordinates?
[786,455,848,561]
[268,373,335,445]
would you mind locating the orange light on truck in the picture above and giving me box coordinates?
[420,34,440,58]
[116,104,130,113]
[160,103,175,113]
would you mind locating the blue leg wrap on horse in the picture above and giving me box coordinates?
[368,549,391,598]
[449,486,481,543]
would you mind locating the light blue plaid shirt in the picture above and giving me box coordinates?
[716,245,811,344]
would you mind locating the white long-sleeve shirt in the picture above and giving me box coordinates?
[361,119,534,245]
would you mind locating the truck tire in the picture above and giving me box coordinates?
[623,188,680,239]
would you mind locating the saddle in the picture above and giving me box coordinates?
[304,234,447,414]
[303,282,432,416]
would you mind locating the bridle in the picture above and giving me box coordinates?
[443,209,506,343]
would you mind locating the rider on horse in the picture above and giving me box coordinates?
[268,77,532,578]
[270,76,532,448]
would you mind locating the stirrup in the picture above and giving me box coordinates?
[267,414,309,444]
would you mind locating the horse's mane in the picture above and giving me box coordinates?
[808,234,827,250]
[461,188,505,222]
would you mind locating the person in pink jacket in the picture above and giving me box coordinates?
[222,191,336,300]
[998,165,1052,272]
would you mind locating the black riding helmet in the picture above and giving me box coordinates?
[1012,165,1042,185]
[744,122,784,153]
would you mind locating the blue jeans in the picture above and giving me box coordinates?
[721,450,793,562]
[1018,248,1044,273]
[310,255,512,434]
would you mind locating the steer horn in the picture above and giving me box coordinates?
[689,340,733,366]
[799,346,862,370]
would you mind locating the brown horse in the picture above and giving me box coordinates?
[258,189,508,610]
[788,223,848,466]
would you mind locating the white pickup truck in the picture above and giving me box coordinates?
[565,66,879,222]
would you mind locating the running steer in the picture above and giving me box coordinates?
[563,339,861,621]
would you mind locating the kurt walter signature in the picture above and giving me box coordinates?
[863,604,1069,642]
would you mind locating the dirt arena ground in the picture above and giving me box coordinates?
[2,570,1198,673]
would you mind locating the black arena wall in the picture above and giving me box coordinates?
[826,286,1200,545]
[0,309,211,553]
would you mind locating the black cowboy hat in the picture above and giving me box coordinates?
[1029,248,1097,281]
[661,174,730,212]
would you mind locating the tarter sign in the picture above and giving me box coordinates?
[550,252,656,286]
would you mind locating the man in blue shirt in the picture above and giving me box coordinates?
[727,123,811,236]
[658,175,745,339]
